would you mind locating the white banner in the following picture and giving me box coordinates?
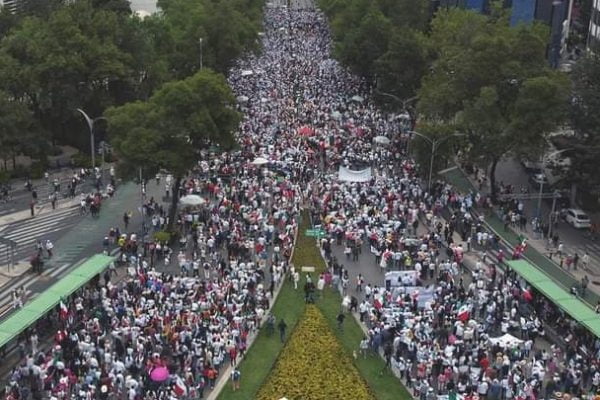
[385,271,418,287]
[338,166,372,182]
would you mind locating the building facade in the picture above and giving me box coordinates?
[588,0,600,51]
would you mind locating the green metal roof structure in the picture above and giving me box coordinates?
[507,259,600,338]
[0,254,114,348]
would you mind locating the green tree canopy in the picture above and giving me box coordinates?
[106,69,239,179]
[418,8,570,199]
[320,0,429,103]
[566,53,600,191]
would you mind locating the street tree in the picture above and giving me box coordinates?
[106,69,240,222]
[333,8,391,79]
[0,91,37,170]
[0,0,158,147]
[567,53,600,191]
[418,8,570,201]
[374,28,428,102]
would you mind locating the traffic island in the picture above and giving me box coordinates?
[217,211,412,400]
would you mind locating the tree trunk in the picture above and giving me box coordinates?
[489,158,499,204]
[168,176,182,232]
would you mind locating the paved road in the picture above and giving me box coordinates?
[0,205,81,267]
[0,179,163,321]
[0,167,112,217]
[494,158,600,266]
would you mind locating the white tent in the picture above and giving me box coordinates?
[351,95,364,102]
[179,195,205,207]
[241,70,254,77]
[251,157,269,165]
[236,95,249,103]
[489,333,523,348]
[373,136,391,145]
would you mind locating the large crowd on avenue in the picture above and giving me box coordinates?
[3,2,600,400]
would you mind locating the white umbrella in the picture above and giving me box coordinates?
[331,111,342,120]
[179,195,205,207]
[236,95,249,103]
[351,95,364,102]
[373,136,391,145]
[241,70,254,77]
[252,157,269,165]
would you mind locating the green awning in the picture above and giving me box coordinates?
[25,292,61,315]
[507,259,600,338]
[0,254,115,349]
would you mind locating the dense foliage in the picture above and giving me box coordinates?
[417,8,569,200]
[318,0,430,105]
[256,305,375,400]
[0,0,262,170]
[319,0,570,200]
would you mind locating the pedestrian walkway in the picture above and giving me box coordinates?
[0,205,80,267]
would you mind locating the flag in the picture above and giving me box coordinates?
[174,376,187,397]
[59,301,68,320]
[457,304,470,322]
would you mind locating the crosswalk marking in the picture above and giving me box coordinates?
[0,263,73,318]
[0,206,80,266]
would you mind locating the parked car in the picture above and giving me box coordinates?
[564,208,591,229]
[529,173,549,188]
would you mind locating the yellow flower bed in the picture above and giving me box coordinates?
[257,305,375,400]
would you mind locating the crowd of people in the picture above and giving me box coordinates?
[3,1,600,400]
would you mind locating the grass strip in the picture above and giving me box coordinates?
[219,211,412,399]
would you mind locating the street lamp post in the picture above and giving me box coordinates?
[76,109,106,170]
[199,38,203,70]
[410,130,466,192]
[535,148,572,218]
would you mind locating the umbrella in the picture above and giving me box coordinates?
[241,70,253,77]
[252,157,269,165]
[298,126,314,136]
[179,195,205,207]
[351,95,364,103]
[150,366,169,382]
[236,95,249,103]
[331,111,342,120]
[373,136,391,145]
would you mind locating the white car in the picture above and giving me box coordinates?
[565,208,591,229]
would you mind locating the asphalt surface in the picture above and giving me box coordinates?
[494,157,600,266]
[0,167,112,217]
[0,179,162,320]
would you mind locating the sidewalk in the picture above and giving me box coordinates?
[441,166,600,307]
[0,197,80,227]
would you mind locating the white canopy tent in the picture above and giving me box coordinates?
[373,136,391,145]
[179,194,206,207]
[251,157,269,165]
[489,333,523,348]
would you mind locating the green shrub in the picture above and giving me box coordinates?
[153,231,171,244]
[10,165,29,180]
[29,161,45,179]
[72,152,92,168]
[0,170,9,184]
[48,146,64,157]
